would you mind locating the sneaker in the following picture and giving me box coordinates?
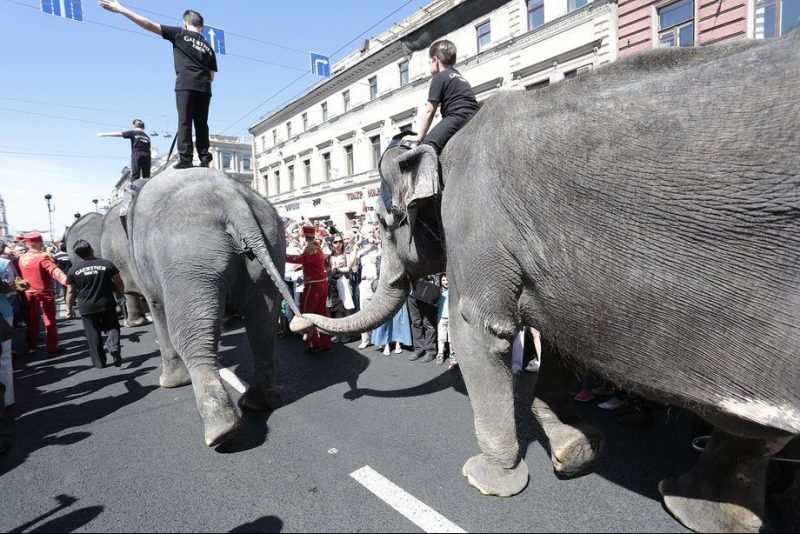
[199,162,210,168]
[419,353,436,363]
[574,389,594,402]
[383,345,390,356]
[357,341,369,349]
[408,353,423,362]
[112,354,122,368]
[173,160,193,170]
[597,396,626,411]
[524,359,540,373]
[394,344,403,354]
[435,353,444,365]
[448,360,459,370]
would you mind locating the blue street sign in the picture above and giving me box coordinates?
[310,52,331,77]
[203,25,226,55]
[41,0,83,22]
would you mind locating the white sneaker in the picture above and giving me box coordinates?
[597,397,626,411]
[358,341,369,349]
[524,359,540,373]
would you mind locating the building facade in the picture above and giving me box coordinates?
[0,195,8,239]
[250,0,619,231]
[619,0,800,58]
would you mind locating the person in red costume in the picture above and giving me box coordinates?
[17,233,69,355]
[286,226,332,353]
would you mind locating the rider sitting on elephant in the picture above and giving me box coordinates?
[407,40,480,153]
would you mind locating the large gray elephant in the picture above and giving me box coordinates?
[64,213,103,266]
[108,168,300,446]
[293,32,800,532]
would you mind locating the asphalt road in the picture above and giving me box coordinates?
[1,311,798,532]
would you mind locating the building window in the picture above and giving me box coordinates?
[368,76,378,100]
[528,0,544,29]
[658,0,694,48]
[344,145,354,176]
[399,123,413,132]
[370,135,381,169]
[222,151,232,169]
[286,121,292,139]
[288,165,295,191]
[564,65,593,79]
[399,61,409,86]
[303,159,311,186]
[272,129,278,146]
[274,170,281,195]
[343,90,351,112]
[243,154,251,170]
[756,0,800,38]
[261,136,266,152]
[477,21,491,52]
[569,0,588,12]
[322,152,331,181]
[321,102,328,122]
[526,79,550,91]
[302,112,308,131]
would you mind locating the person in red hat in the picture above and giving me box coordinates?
[286,226,332,353]
[17,232,69,355]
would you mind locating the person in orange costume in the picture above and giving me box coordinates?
[286,226,332,353]
[17,233,69,355]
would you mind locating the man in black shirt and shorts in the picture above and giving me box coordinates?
[99,1,218,169]
[408,40,480,153]
[97,119,152,179]
[66,240,125,369]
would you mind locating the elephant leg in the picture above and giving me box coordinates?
[125,293,149,327]
[532,340,603,477]
[239,289,281,412]
[659,427,792,533]
[163,287,240,447]
[452,312,529,497]
[150,299,190,388]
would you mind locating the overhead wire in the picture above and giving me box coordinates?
[221,0,419,135]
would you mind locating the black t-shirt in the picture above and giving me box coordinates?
[67,258,120,315]
[161,25,218,95]
[122,129,151,154]
[428,68,480,118]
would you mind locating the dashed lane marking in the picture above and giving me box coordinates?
[219,367,249,394]
[350,465,467,533]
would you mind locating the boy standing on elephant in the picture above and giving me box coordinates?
[286,227,332,354]
[408,40,480,153]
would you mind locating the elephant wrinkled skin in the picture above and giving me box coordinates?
[295,32,800,532]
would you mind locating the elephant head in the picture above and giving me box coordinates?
[291,139,447,335]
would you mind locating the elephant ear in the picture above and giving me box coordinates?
[378,144,441,230]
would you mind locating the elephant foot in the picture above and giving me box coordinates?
[203,409,242,447]
[547,422,603,477]
[239,385,281,412]
[659,476,762,533]
[533,401,603,477]
[159,360,191,388]
[127,316,149,327]
[461,454,529,497]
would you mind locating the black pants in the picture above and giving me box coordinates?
[423,113,474,153]
[408,297,438,357]
[81,309,121,369]
[131,151,151,179]
[176,90,212,164]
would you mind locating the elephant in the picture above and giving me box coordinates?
[291,32,800,533]
[64,213,103,267]
[105,168,300,446]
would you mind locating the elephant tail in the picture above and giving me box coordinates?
[225,201,302,319]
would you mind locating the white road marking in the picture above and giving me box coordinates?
[350,466,467,533]
[219,367,249,393]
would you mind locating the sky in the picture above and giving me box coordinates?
[0,0,431,239]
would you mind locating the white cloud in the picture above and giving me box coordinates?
[0,155,118,241]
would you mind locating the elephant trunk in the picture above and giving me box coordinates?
[291,238,409,335]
